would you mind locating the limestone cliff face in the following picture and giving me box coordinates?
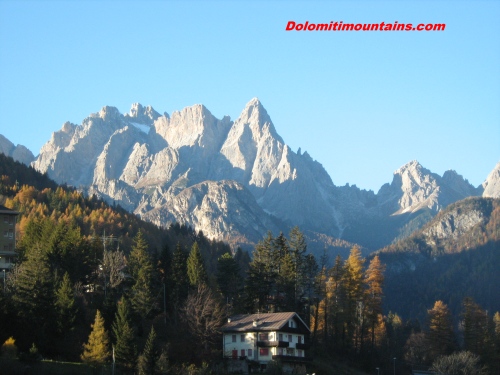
[0,134,35,165]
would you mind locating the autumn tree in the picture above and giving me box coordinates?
[81,310,111,366]
[430,351,487,375]
[343,246,365,352]
[182,284,225,353]
[427,300,455,360]
[364,255,385,350]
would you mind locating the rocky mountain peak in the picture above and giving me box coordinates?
[0,134,35,165]
[482,161,500,198]
[97,106,122,121]
[125,103,161,125]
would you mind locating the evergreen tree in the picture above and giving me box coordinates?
[81,310,111,366]
[129,232,155,318]
[187,242,207,287]
[137,326,157,375]
[11,244,54,350]
[216,252,242,306]
[55,272,77,335]
[171,243,189,310]
[427,300,455,360]
[112,297,137,369]
[245,232,275,312]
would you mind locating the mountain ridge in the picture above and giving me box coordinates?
[2,99,498,251]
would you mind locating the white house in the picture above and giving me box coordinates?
[222,312,311,374]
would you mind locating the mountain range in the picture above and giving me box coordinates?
[2,99,499,253]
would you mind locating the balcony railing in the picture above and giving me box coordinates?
[257,340,289,348]
[295,342,311,350]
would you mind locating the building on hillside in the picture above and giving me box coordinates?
[0,205,19,272]
[222,312,311,374]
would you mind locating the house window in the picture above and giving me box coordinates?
[232,335,236,343]
[248,349,252,357]
[3,216,8,223]
[240,334,245,342]
[259,348,269,356]
[241,349,245,357]
[8,230,13,239]
[298,336,302,344]
[3,231,7,237]
[298,349,303,357]
[288,334,292,342]
[258,333,268,341]
[279,333,283,341]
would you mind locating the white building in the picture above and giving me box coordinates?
[222,312,311,374]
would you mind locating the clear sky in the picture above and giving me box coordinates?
[1,0,499,192]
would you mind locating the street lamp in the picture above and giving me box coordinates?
[376,367,380,375]
[393,358,396,375]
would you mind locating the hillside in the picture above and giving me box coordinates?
[377,197,500,321]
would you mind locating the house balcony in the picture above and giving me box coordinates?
[272,355,313,363]
[295,342,311,350]
[257,340,289,348]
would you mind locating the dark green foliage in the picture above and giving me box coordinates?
[55,272,77,335]
[130,231,155,318]
[171,243,189,309]
[187,242,207,287]
[11,244,54,351]
[112,297,137,369]
[137,326,157,375]
[216,252,242,305]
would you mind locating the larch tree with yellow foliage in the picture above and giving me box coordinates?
[81,310,111,366]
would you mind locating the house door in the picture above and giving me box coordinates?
[232,350,238,359]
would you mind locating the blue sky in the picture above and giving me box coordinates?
[1,0,499,192]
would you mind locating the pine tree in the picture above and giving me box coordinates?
[245,232,275,312]
[171,243,189,310]
[129,232,155,318]
[112,297,137,369]
[55,272,77,335]
[81,310,111,366]
[128,230,149,281]
[137,326,157,375]
[12,244,54,349]
[427,300,455,360]
[187,242,207,287]
[216,252,242,304]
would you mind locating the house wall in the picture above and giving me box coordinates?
[223,330,307,363]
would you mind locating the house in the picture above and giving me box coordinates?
[0,205,19,272]
[222,312,311,374]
